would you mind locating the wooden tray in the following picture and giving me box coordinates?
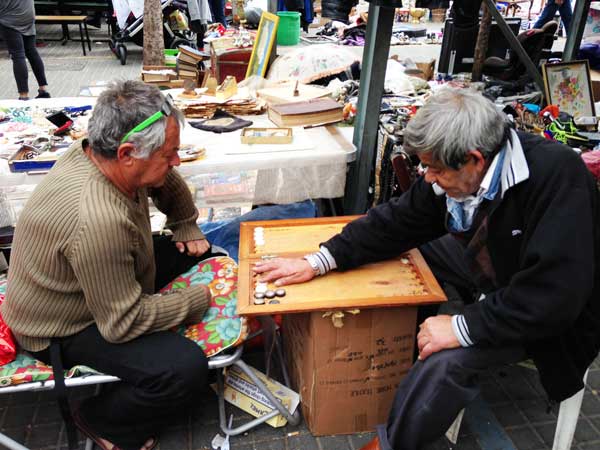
[237,216,446,315]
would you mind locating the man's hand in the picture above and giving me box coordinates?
[417,315,460,360]
[253,258,316,287]
[176,239,210,257]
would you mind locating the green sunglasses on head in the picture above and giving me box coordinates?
[120,94,175,144]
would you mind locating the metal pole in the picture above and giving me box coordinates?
[563,0,591,61]
[343,3,395,214]
[483,0,545,92]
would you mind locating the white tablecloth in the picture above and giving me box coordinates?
[0,97,356,205]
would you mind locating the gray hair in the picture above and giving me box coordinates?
[402,88,510,169]
[87,79,185,160]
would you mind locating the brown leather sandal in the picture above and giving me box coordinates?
[72,407,158,450]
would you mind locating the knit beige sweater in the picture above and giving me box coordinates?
[2,140,209,352]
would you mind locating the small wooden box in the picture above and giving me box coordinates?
[240,127,293,145]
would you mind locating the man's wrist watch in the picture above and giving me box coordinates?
[303,254,320,276]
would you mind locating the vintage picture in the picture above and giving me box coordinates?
[246,11,279,78]
[543,60,596,118]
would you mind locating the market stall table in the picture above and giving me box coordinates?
[0,97,356,206]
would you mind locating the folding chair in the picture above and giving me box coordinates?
[0,256,300,449]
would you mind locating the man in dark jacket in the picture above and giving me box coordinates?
[253,88,600,450]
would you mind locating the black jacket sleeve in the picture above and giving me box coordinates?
[323,176,447,270]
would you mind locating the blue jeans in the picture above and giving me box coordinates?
[533,0,572,35]
[208,0,225,25]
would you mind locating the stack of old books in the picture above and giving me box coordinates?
[177,45,208,83]
[267,97,343,128]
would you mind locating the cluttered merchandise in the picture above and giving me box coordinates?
[2,0,600,449]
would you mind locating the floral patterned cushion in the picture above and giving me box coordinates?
[0,256,244,387]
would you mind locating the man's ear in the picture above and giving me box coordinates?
[116,143,137,167]
[468,150,486,169]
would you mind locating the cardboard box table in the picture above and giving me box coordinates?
[237,216,446,435]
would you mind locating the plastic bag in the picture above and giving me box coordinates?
[0,287,17,366]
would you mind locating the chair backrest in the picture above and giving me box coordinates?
[541,20,559,52]
[507,28,547,78]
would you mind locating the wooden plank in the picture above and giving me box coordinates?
[237,216,446,316]
[36,15,87,22]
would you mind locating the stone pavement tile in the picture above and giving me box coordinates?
[2,391,40,406]
[0,426,29,446]
[191,417,223,450]
[533,422,556,448]
[348,431,376,449]
[27,422,61,449]
[587,416,600,433]
[245,420,288,443]
[160,425,192,450]
[480,379,512,405]
[3,403,36,428]
[516,399,556,423]
[505,426,545,450]
[578,441,600,449]
[287,432,319,450]
[587,369,600,391]
[316,435,353,450]
[35,401,65,425]
[574,417,600,444]
[250,439,286,449]
[422,437,453,450]
[582,391,600,416]
[490,403,530,427]
[229,443,255,450]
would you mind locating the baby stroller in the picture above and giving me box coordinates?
[109,0,196,65]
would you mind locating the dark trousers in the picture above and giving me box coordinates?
[0,24,48,95]
[377,235,527,450]
[32,236,219,450]
[208,0,226,25]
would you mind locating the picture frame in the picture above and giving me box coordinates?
[246,11,279,79]
[543,60,596,118]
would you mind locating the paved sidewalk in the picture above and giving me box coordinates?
[0,22,596,450]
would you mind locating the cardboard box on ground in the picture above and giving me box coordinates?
[283,307,417,436]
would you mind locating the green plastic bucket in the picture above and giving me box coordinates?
[276,11,301,46]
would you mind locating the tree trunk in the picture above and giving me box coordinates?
[471,0,492,82]
[143,0,165,66]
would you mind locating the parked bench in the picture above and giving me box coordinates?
[35,15,91,56]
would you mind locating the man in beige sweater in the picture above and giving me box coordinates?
[2,80,214,450]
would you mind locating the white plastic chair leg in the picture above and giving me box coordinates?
[552,369,589,450]
[445,408,465,445]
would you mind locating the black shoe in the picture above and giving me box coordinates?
[35,90,51,99]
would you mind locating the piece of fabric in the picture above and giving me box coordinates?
[189,109,253,133]
[1,139,207,353]
[0,280,16,366]
[163,256,243,356]
[323,131,600,402]
[0,23,47,94]
[0,0,35,36]
[266,44,359,83]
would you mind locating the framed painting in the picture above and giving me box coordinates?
[245,11,279,79]
[543,60,596,118]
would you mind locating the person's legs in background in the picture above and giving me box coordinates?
[533,0,560,29]
[22,33,50,98]
[208,0,226,25]
[283,0,309,31]
[0,24,31,100]
[558,0,573,34]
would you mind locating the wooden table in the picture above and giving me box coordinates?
[35,15,91,56]
[237,216,446,316]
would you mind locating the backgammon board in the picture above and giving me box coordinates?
[237,216,446,315]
